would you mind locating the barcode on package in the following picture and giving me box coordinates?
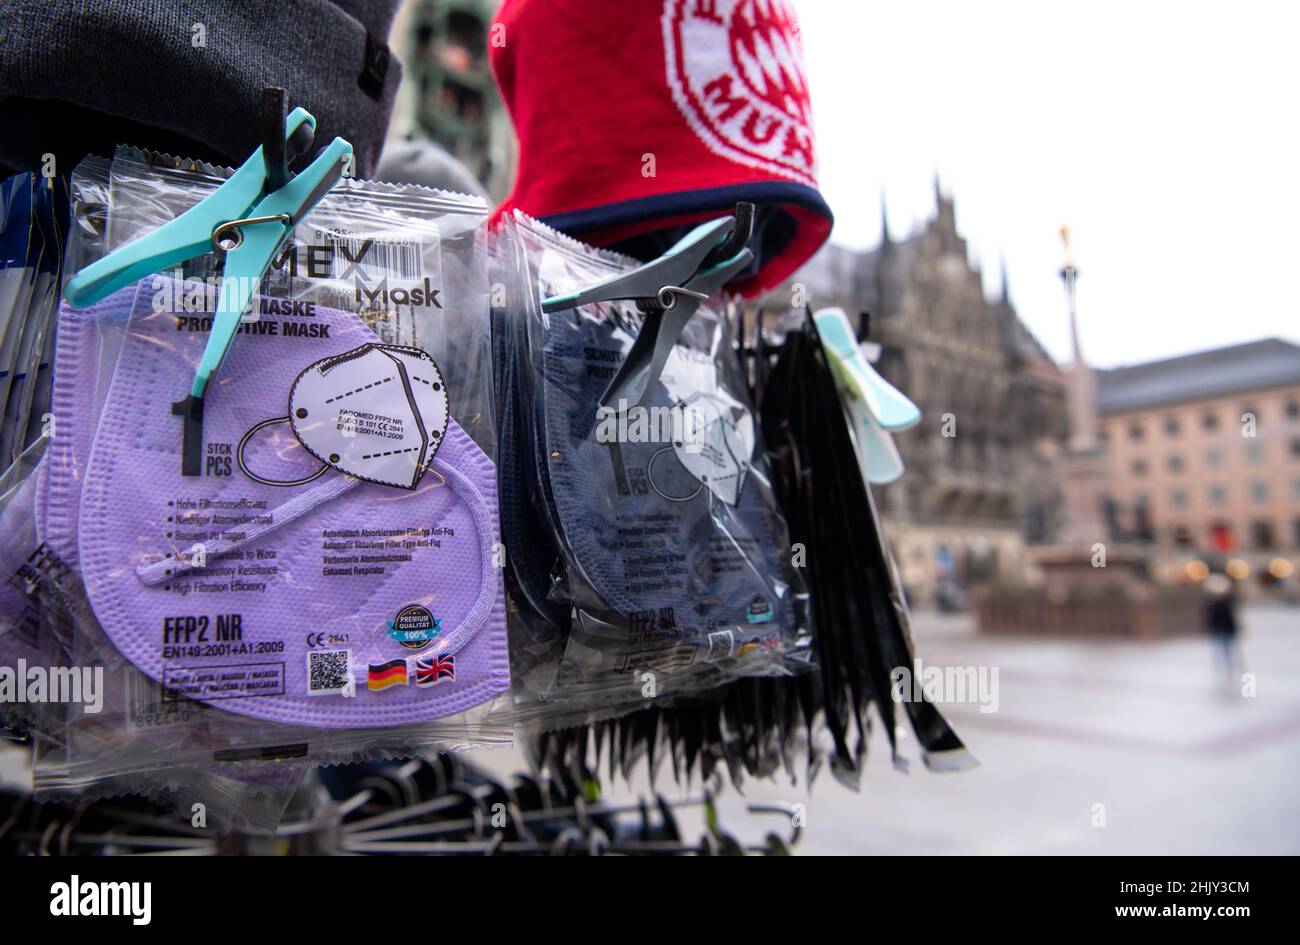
[307,649,353,696]
[325,232,424,280]
[125,666,208,731]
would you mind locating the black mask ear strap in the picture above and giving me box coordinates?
[237,417,330,486]
[645,446,704,503]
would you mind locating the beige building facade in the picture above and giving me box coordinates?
[1097,340,1300,589]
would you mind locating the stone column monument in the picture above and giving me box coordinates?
[1055,227,1111,550]
[974,228,1202,636]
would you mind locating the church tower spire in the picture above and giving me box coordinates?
[932,171,959,254]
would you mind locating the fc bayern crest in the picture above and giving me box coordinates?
[662,0,816,187]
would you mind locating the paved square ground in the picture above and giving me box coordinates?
[2,605,1293,853]
[699,604,1300,854]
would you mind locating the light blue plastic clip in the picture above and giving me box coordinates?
[63,108,353,475]
[850,396,906,484]
[813,306,921,431]
[814,306,918,485]
[542,203,755,409]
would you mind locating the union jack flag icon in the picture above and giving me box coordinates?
[414,654,455,687]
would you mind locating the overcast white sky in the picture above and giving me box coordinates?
[796,0,1300,368]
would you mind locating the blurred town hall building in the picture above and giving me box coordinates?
[780,184,1069,605]
[783,185,1300,605]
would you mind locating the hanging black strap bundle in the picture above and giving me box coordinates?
[532,306,974,788]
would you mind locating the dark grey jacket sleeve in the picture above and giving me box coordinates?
[0,0,402,176]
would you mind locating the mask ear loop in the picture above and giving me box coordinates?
[237,416,330,486]
[136,473,360,586]
[418,464,448,489]
[646,446,705,502]
[420,451,499,656]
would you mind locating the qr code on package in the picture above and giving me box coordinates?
[706,630,735,661]
[307,649,353,696]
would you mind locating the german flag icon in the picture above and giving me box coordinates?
[367,658,408,691]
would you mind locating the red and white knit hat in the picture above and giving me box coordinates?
[490,0,833,296]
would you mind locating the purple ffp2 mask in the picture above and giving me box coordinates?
[39,287,131,567]
[56,282,508,728]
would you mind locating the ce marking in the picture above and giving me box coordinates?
[305,631,347,648]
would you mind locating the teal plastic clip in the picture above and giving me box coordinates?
[813,306,918,485]
[848,394,906,484]
[813,306,920,431]
[542,204,755,409]
[63,107,353,475]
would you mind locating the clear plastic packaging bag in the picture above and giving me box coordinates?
[1,160,107,740]
[2,148,513,804]
[0,175,62,470]
[0,175,40,472]
[497,212,810,728]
